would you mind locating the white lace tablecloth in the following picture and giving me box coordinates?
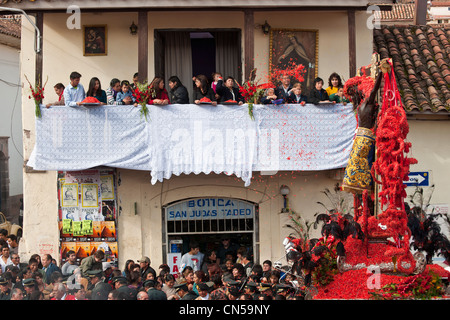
[28,103,357,186]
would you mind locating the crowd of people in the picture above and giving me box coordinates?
[45,70,349,108]
[0,233,305,300]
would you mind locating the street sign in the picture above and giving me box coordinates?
[404,171,429,187]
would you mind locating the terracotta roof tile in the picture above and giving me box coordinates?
[374,25,450,113]
[0,15,21,39]
[375,3,431,22]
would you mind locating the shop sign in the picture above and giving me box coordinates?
[167,198,254,221]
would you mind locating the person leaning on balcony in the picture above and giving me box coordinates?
[275,74,293,101]
[149,77,170,105]
[260,88,278,104]
[86,77,107,105]
[168,76,189,104]
[193,74,217,105]
[307,77,334,105]
[106,78,123,105]
[45,83,65,108]
[64,71,86,107]
[215,76,244,105]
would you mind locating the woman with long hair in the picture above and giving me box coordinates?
[193,74,217,105]
[168,75,189,104]
[86,77,107,104]
[149,76,170,105]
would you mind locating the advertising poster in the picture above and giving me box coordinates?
[61,219,73,237]
[62,207,80,221]
[100,175,115,200]
[76,241,91,259]
[168,253,182,278]
[101,221,116,239]
[58,169,119,266]
[61,183,78,207]
[81,183,99,208]
[73,221,84,237]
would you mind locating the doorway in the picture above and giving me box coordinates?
[162,197,259,267]
[191,32,216,84]
[154,29,242,103]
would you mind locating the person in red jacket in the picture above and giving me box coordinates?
[149,77,170,105]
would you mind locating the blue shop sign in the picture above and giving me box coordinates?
[167,198,254,221]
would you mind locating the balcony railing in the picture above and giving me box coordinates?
[28,103,356,186]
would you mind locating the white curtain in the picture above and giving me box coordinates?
[164,32,194,102]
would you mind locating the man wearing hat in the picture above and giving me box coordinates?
[145,279,167,300]
[23,278,36,300]
[195,282,210,300]
[88,269,112,300]
[138,256,156,281]
[0,277,11,300]
[244,281,259,300]
[113,276,137,300]
[173,282,188,300]
[258,282,273,298]
[226,286,241,300]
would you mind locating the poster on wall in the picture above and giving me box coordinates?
[81,183,99,208]
[61,183,78,207]
[100,175,115,200]
[58,169,118,266]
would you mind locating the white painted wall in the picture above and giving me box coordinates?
[0,44,23,196]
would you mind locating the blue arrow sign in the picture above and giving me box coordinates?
[404,171,429,187]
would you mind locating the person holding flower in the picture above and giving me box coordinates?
[63,71,86,107]
[45,83,65,108]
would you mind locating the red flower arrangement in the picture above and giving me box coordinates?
[132,81,152,121]
[25,74,48,118]
[235,68,274,120]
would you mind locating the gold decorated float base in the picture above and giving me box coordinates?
[342,127,375,194]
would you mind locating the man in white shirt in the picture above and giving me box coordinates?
[180,242,204,272]
[0,246,12,273]
[64,71,86,107]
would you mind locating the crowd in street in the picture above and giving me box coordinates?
[0,232,306,300]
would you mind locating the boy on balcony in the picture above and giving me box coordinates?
[116,80,136,105]
[64,71,86,107]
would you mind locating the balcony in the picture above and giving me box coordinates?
[28,103,356,186]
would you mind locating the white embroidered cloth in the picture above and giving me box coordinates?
[28,103,357,186]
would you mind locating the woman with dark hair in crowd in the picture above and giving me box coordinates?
[86,77,107,104]
[168,76,189,104]
[326,72,343,97]
[149,76,170,105]
[193,74,217,105]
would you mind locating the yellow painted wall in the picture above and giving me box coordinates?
[19,10,373,267]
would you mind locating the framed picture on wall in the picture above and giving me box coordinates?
[83,25,107,56]
[269,28,318,93]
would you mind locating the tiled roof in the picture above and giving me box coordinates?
[374,3,431,22]
[0,15,21,39]
[373,25,450,113]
